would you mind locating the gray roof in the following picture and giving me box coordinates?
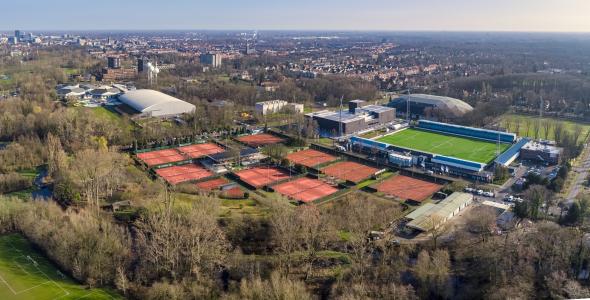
[406,192,473,232]
[119,89,196,117]
[306,104,394,124]
[394,94,473,117]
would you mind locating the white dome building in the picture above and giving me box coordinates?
[118,89,195,118]
[389,94,473,119]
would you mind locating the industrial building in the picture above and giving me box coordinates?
[520,141,563,165]
[388,94,473,119]
[118,89,196,118]
[305,100,396,137]
[405,192,473,232]
[255,100,304,115]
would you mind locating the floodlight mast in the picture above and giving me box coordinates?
[407,87,411,123]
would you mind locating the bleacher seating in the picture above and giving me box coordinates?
[418,120,516,143]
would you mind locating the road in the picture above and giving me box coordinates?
[565,143,590,206]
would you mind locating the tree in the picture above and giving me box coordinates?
[269,203,301,274]
[524,184,552,219]
[466,206,497,242]
[135,199,229,283]
[414,249,451,299]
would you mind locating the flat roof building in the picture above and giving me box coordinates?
[118,89,196,118]
[306,100,395,137]
[255,100,304,115]
[520,141,563,165]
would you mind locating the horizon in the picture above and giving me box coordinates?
[1,0,590,32]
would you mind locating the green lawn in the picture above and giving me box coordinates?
[377,128,509,164]
[0,234,122,300]
[499,114,590,142]
[90,107,121,122]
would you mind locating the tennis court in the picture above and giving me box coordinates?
[321,161,379,183]
[195,177,230,191]
[155,163,213,184]
[236,133,285,147]
[374,175,442,202]
[273,177,339,203]
[234,167,290,188]
[136,149,187,166]
[178,143,225,159]
[286,149,338,168]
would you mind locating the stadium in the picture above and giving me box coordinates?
[350,120,527,181]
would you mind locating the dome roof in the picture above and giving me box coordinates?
[395,94,473,117]
[119,89,195,117]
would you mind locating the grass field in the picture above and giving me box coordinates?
[499,114,590,142]
[0,234,121,300]
[377,128,510,163]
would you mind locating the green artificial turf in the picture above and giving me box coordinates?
[0,234,122,300]
[376,128,510,164]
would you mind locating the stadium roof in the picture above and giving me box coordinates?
[119,89,196,117]
[393,94,473,117]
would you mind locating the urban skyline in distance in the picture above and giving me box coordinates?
[1,0,590,32]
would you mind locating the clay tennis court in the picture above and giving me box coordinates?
[155,163,214,185]
[178,143,225,158]
[136,149,187,166]
[374,175,442,202]
[236,133,285,147]
[234,167,290,188]
[286,149,338,168]
[273,177,339,203]
[321,161,379,183]
[195,177,230,191]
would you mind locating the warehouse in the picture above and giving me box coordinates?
[405,192,473,232]
[118,89,196,118]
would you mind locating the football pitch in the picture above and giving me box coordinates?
[0,234,122,300]
[376,128,510,164]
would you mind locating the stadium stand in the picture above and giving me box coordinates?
[494,138,531,166]
[418,120,516,143]
[350,136,389,150]
[431,155,487,172]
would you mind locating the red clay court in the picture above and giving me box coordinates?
[155,163,214,185]
[374,175,442,202]
[273,177,339,203]
[322,161,379,183]
[178,143,225,158]
[236,133,285,147]
[136,149,187,166]
[286,149,338,168]
[195,177,230,191]
[234,167,290,188]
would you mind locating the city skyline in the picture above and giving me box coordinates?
[1,0,590,32]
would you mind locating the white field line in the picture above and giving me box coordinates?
[0,272,17,295]
[5,239,70,299]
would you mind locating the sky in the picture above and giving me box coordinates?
[2,0,590,32]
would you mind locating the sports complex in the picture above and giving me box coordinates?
[352,120,527,181]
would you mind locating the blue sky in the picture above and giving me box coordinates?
[2,0,590,32]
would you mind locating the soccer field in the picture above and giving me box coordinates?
[0,234,122,300]
[376,128,510,164]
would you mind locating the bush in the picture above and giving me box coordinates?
[0,173,33,193]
